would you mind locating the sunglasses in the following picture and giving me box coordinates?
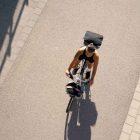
[88,47,95,52]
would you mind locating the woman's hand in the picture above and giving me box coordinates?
[65,69,70,77]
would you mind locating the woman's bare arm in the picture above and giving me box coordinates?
[91,52,99,80]
[68,50,82,72]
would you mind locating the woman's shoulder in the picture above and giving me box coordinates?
[94,50,99,59]
[74,46,86,57]
[78,46,86,52]
[74,46,85,58]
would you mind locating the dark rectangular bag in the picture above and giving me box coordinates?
[83,31,103,46]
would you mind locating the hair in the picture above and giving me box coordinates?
[83,40,90,46]
[83,40,99,47]
[84,40,97,46]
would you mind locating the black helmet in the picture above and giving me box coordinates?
[83,31,103,48]
[66,81,83,97]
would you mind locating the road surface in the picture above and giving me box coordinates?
[0,0,140,140]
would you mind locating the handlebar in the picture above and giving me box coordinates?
[66,72,74,80]
[66,72,82,85]
[66,68,90,85]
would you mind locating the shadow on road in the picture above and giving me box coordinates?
[0,0,28,74]
[64,83,98,140]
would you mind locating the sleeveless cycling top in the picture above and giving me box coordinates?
[78,48,94,63]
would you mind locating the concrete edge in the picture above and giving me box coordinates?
[119,76,140,140]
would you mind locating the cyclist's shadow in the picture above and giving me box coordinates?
[64,83,98,140]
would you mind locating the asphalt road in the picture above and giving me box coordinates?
[0,0,140,140]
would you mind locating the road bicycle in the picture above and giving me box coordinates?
[65,59,91,113]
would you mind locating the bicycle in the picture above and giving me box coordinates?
[65,59,91,113]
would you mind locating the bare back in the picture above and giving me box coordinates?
[68,46,99,71]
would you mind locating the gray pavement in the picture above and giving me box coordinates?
[0,0,140,140]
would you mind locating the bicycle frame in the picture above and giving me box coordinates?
[66,59,90,113]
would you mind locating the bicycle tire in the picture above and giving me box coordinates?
[66,96,74,113]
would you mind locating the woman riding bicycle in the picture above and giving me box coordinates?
[65,31,103,86]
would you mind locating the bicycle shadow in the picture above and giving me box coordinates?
[0,0,28,74]
[64,83,98,140]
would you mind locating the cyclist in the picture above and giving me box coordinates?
[65,31,103,86]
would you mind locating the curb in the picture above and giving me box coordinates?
[119,76,140,140]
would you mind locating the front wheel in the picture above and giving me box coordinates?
[66,97,74,113]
